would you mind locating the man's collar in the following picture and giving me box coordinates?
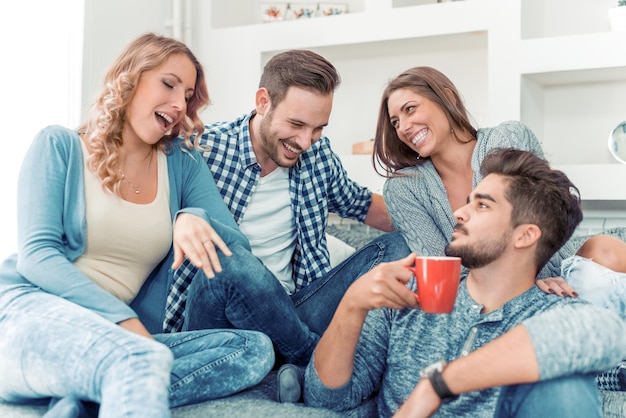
[238,110,260,170]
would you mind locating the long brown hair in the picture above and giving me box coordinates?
[78,32,210,195]
[373,66,477,177]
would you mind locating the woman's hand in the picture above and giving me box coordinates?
[118,318,153,339]
[536,276,578,298]
[171,212,232,279]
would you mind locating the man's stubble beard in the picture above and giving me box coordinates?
[445,230,511,270]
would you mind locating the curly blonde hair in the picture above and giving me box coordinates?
[78,32,210,195]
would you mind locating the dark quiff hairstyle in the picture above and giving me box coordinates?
[79,32,209,196]
[259,49,341,107]
[480,148,583,275]
[373,66,477,177]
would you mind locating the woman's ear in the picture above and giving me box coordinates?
[514,224,541,249]
[255,88,271,116]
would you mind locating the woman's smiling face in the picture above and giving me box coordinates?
[124,53,197,146]
[387,87,452,158]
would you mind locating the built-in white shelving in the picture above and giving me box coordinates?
[194,0,626,205]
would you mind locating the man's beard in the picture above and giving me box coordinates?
[258,111,299,168]
[445,229,511,270]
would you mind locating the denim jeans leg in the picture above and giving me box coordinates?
[183,245,319,366]
[561,255,626,318]
[0,285,173,418]
[495,374,602,418]
[45,397,99,418]
[155,329,274,407]
[292,232,410,335]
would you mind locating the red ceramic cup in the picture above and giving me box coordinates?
[406,256,461,313]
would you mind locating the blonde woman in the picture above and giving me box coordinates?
[0,33,273,417]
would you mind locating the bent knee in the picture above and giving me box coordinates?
[244,331,275,382]
[577,235,626,273]
[216,246,279,289]
[124,338,173,371]
[143,339,174,368]
[103,337,173,390]
[375,232,410,256]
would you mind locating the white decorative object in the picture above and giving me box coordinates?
[608,121,626,164]
[288,3,318,19]
[609,1,626,32]
[319,3,348,17]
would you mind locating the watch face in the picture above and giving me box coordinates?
[420,360,446,378]
[422,359,458,402]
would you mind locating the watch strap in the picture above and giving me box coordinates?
[427,365,458,402]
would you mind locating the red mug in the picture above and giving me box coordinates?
[406,256,461,313]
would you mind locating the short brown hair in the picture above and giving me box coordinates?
[480,148,583,274]
[259,49,341,107]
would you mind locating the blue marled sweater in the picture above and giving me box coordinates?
[304,280,626,417]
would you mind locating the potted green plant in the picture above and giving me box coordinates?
[609,0,626,31]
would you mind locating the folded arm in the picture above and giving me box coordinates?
[313,254,418,387]
[395,303,625,417]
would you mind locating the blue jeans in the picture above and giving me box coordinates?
[184,232,410,366]
[156,329,274,407]
[495,373,602,417]
[0,284,172,418]
[561,255,626,319]
[0,284,274,417]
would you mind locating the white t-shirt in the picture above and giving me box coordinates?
[239,167,297,294]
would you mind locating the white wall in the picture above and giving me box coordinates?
[81,0,172,119]
[0,0,83,259]
[0,0,172,259]
[2,1,624,259]
[522,0,616,38]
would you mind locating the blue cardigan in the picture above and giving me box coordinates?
[0,125,249,333]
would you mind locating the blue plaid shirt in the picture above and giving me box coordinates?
[199,111,372,290]
[164,111,373,332]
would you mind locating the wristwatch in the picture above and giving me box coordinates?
[420,360,458,402]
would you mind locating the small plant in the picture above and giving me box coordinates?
[619,0,626,7]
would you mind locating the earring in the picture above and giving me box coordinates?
[450,128,454,133]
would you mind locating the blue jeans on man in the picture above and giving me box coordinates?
[183,232,411,366]
[495,373,602,417]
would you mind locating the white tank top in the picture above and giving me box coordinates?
[73,142,172,303]
[239,167,297,294]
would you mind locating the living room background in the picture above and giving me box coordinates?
[2,0,625,260]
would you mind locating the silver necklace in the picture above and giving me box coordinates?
[119,150,154,195]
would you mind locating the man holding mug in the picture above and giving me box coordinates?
[304,148,626,417]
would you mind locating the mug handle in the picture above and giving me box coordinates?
[406,265,422,305]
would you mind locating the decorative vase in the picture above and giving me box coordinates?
[609,6,626,31]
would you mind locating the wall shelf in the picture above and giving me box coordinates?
[194,0,626,205]
[521,32,626,75]
[555,164,626,201]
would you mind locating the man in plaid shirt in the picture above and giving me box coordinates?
[167,50,410,401]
